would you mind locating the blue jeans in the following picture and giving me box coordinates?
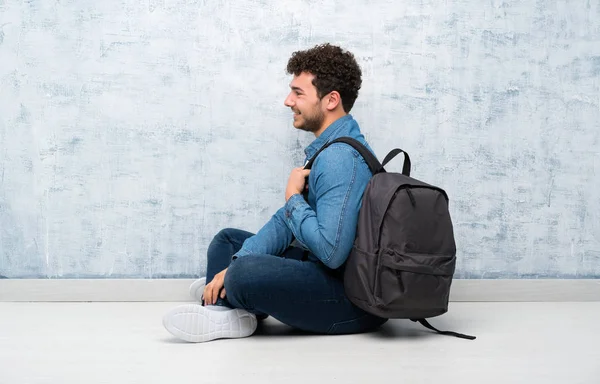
[205,228,388,335]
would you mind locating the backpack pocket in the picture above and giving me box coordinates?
[343,246,379,309]
[374,249,455,318]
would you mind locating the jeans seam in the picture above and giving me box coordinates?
[327,314,370,334]
[228,289,344,314]
[244,292,342,305]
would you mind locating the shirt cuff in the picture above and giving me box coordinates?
[284,193,307,220]
[231,247,251,260]
[284,193,311,248]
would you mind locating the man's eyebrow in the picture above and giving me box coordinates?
[290,85,304,93]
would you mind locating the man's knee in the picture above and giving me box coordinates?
[225,256,252,290]
[224,256,263,306]
[207,228,243,261]
[210,227,253,247]
[211,228,237,243]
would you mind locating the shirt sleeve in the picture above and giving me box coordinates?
[232,206,294,259]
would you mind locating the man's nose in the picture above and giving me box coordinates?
[284,94,294,107]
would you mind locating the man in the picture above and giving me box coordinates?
[162,43,387,342]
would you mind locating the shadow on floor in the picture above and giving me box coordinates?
[252,318,433,340]
[159,318,435,344]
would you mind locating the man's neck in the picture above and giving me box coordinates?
[314,111,347,138]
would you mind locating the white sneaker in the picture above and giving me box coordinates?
[188,277,206,302]
[162,304,258,343]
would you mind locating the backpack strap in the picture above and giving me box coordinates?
[304,137,384,175]
[411,318,476,340]
[382,148,411,177]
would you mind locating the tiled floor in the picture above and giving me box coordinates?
[0,302,598,383]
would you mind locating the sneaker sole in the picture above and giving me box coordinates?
[188,277,206,302]
[163,304,257,343]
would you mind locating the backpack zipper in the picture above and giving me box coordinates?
[406,188,416,207]
[376,185,422,249]
[374,185,415,304]
[377,186,404,249]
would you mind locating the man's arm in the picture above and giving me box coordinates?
[283,145,367,269]
[232,206,294,259]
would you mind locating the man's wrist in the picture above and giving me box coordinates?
[285,189,301,202]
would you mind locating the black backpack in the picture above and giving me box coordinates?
[304,137,475,340]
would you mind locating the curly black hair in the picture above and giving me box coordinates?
[286,43,362,113]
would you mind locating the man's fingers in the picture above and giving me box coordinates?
[220,288,227,299]
[211,284,220,304]
[203,270,228,305]
[302,169,311,176]
[203,284,212,305]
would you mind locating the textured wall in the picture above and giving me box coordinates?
[0,0,598,279]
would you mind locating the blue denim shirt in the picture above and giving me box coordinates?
[232,115,375,269]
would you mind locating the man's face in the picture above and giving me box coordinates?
[284,72,325,133]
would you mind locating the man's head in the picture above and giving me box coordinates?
[284,44,362,135]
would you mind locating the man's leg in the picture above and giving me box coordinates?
[204,228,305,283]
[196,228,304,315]
[164,229,309,342]
[206,228,255,283]
[224,255,387,334]
[189,228,254,303]
[197,228,303,317]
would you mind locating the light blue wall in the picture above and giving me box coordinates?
[0,0,598,279]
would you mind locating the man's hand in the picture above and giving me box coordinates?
[286,167,310,201]
[203,268,228,305]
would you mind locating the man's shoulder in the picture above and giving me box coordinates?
[316,141,359,160]
[313,139,374,172]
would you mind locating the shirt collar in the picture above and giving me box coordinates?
[304,114,354,160]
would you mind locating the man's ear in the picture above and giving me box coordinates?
[324,91,342,111]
